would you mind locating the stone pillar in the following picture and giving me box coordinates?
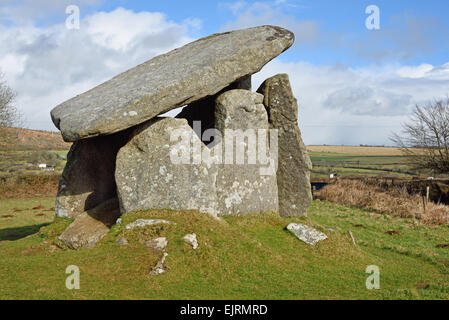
[257,74,312,217]
[214,89,278,215]
[55,130,131,219]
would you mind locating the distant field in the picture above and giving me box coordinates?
[306,145,422,180]
[0,127,70,176]
[0,150,68,176]
[307,145,404,156]
[0,127,70,151]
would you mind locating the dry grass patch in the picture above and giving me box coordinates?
[316,179,449,225]
[0,174,59,199]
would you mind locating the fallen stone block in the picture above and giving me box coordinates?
[286,223,327,246]
[183,233,198,250]
[125,219,174,230]
[59,199,121,249]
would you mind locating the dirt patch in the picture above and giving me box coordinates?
[415,283,430,289]
[385,230,402,236]
[438,259,449,266]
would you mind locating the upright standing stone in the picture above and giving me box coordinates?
[115,117,218,217]
[214,89,278,215]
[50,26,294,142]
[55,131,130,219]
[257,74,312,217]
[176,76,252,148]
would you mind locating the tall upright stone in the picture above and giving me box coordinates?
[50,26,294,142]
[214,89,278,215]
[257,74,312,217]
[115,117,219,217]
[176,76,252,148]
[55,131,131,219]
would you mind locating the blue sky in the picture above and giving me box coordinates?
[1,0,448,145]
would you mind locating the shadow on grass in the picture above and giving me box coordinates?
[0,223,50,241]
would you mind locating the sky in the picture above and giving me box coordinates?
[0,0,448,145]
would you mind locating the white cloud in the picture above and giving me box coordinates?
[353,14,449,62]
[221,1,319,44]
[0,0,102,25]
[252,60,449,145]
[0,7,199,131]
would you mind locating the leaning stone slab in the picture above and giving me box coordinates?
[59,199,121,249]
[286,223,327,246]
[257,74,312,217]
[214,89,278,215]
[116,117,219,217]
[125,219,174,230]
[55,130,131,219]
[50,26,294,142]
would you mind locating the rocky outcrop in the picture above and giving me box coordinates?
[214,90,278,215]
[51,26,294,142]
[257,74,312,217]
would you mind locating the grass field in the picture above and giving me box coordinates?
[307,145,422,179]
[0,150,68,176]
[1,197,448,300]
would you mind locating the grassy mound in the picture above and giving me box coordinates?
[0,199,449,299]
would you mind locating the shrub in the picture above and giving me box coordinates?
[316,179,449,225]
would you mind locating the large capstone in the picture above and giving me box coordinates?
[257,74,312,217]
[51,26,294,142]
[214,89,278,215]
[55,130,131,219]
[115,117,218,217]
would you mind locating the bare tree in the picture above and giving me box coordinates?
[391,98,449,173]
[0,72,22,127]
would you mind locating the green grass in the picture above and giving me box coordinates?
[309,152,419,179]
[0,198,448,300]
[0,150,67,176]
